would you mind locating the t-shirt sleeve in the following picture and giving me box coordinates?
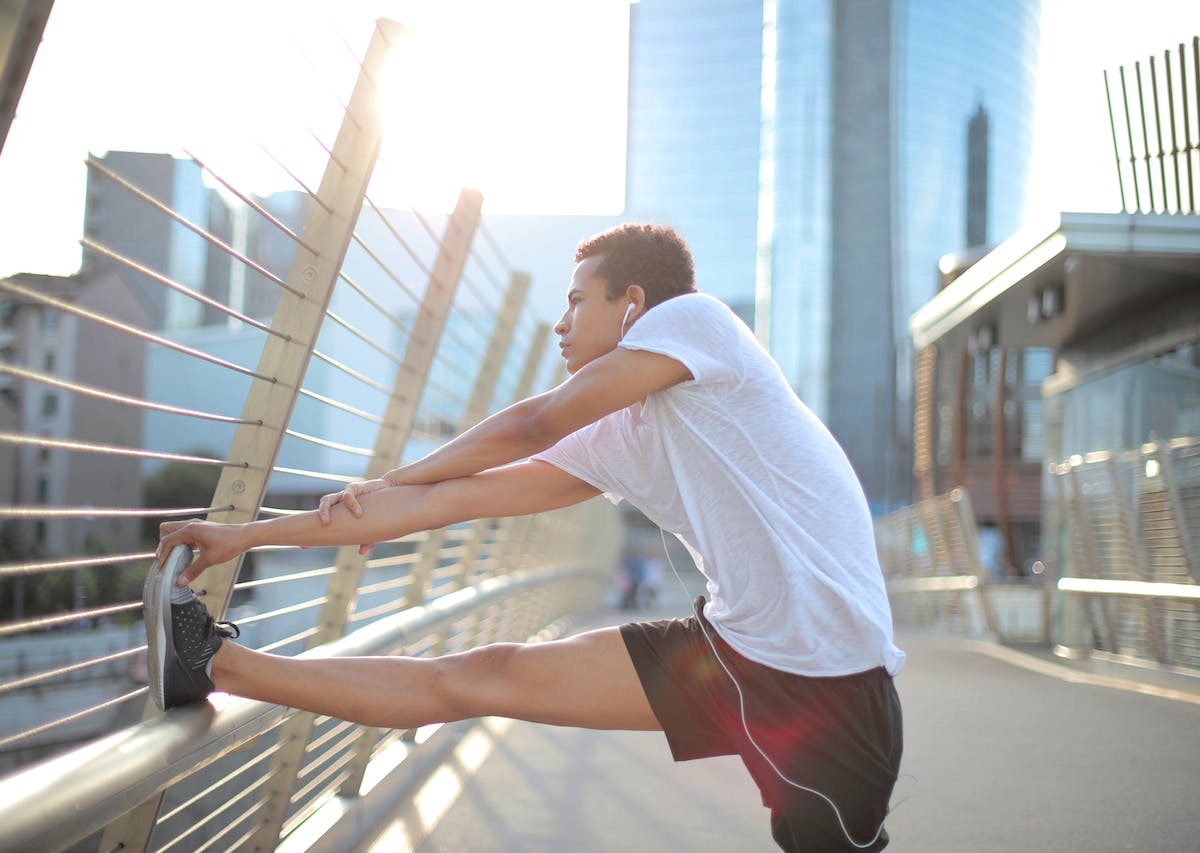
[617,294,740,387]
[531,422,626,506]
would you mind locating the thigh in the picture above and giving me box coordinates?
[442,625,662,731]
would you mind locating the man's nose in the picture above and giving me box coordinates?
[554,315,568,334]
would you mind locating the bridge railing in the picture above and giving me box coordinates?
[874,488,1047,643]
[0,562,607,853]
[1051,437,1200,670]
[0,16,617,852]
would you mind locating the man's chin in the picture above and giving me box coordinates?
[561,352,583,374]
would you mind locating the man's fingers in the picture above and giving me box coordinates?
[157,521,185,562]
[156,528,186,567]
[318,494,334,525]
[345,490,363,518]
[178,555,208,587]
[358,543,373,556]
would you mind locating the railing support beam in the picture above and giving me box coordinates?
[250,188,483,851]
[97,19,399,853]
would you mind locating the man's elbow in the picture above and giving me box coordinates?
[516,399,565,452]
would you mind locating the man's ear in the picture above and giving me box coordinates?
[624,284,647,318]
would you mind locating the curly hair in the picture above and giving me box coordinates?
[574,224,697,309]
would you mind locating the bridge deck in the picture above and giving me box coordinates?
[355,589,1200,852]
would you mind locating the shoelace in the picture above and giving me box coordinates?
[206,614,241,640]
[188,590,241,640]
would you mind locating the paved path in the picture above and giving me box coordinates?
[390,592,1200,852]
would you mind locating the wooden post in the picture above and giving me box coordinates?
[400,272,531,601]
[250,189,484,850]
[1066,462,1113,651]
[1153,443,1198,578]
[913,345,937,501]
[99,19,402,853]
[335,274,531,799]
[951,349,969,489]
[951,488,999,636]
[451,272,532,588]
[424,273,530,657]
[491,323,551,576]
[992,348,1018,574]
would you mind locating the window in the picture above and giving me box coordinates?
[965,348,996,459]
[41,393,58,417]
[42,309,59,331]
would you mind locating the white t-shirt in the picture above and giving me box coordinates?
[533,292,905,677]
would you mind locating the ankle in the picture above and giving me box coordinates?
[210,641,237,689]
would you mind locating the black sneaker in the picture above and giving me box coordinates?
[143,544,241,710]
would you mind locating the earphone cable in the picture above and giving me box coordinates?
[658,527,887,850]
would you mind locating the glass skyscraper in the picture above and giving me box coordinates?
[623,0,1040,511]
[624,0,764,321]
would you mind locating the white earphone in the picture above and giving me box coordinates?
[620,302,635,340]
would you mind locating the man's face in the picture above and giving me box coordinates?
[555,256,627,374]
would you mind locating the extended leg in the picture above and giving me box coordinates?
[211,625,661,732]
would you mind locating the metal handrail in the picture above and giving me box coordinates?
[886,575,979,593]
[1058,577,1200,599]
[875,487,1016,640]
[0,563,599,852]
[1051,437,1200,668]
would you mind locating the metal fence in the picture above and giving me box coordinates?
[880,438,1200,668]
[874,488,1047,643]
[0,17,617,853]
[1051,437,1200,670]
[1104,35,1200,215]
[0,563,608,853]
[876,488,997,636]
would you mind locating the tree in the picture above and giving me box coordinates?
[140,451,223,546]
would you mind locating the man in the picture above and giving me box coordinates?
[149,224,904,851]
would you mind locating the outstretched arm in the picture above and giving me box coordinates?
[317,347,689,523]
[386,347,690,486]
[159,460,600,585]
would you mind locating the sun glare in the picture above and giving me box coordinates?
[0,1,631,277]
[373,2,630,214]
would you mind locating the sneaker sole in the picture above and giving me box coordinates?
[143,545,192,711]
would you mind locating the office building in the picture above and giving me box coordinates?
[0,270,148,557]
[622,0,1040,511]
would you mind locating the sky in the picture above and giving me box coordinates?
[0,0,1197,279]
[0,0,631,277]
[1026,0,1200,217]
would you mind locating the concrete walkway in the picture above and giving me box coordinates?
[384,592,1200,852]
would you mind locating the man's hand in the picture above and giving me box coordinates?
[317,478,391,525]
[157,520,252,586]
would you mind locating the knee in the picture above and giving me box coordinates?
[432,643,523,720]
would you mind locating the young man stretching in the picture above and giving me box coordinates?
[149,224,904,851]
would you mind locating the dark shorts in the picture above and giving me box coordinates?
[620,599,903,852]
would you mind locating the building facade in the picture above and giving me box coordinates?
[82,152,215,331]
[0,270,148,558]
[909,212,1200,664]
